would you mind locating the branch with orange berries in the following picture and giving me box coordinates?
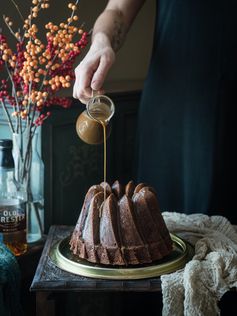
[0,0,89,185]
[0,0,88,136]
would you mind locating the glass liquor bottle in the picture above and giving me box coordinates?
[0,139,27,256]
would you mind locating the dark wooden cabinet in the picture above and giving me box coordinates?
[42,91,141,232]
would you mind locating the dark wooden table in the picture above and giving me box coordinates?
[30,225,163,316]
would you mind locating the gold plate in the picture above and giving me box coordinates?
[49,234,194,280]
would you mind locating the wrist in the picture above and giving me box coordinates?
[92,32,113,50]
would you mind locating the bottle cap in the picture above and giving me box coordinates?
[0,139,13,149]
[0,139,14,168]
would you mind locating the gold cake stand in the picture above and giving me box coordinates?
[49,234,194,280]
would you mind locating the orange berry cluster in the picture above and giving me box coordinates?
[0,0,88,123]
[0,46,12,62]
[24,0,50,24]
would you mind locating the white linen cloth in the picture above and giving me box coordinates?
[161,212,237,316]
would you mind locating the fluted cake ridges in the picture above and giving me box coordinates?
[70,181,173,266]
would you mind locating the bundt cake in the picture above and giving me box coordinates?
[70,181,173,266]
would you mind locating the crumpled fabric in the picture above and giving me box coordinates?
[161,212,237,316]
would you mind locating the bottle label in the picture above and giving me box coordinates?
[0,199,26,234]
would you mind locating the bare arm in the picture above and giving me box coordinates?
[73,0,145,103]
[93,0,145,51]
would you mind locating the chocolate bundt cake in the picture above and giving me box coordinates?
[70,181,173,266]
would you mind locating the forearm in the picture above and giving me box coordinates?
[92,0,145,52]
[73,0,145,102]
[92,10,126,52]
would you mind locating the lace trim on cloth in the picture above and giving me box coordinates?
[161,212,237,316]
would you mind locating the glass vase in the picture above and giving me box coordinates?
[27,131,44,243]
[12,128,44,244]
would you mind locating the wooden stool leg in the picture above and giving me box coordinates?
[36,291,55,316]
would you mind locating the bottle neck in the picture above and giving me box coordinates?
[0,167,14,183]
[0,167,26,201]
[0,148,14,169]
[0,166,14,174]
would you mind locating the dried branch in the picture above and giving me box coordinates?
[9,0,24,22]
[3,15,21,41]
[5,62,21,132]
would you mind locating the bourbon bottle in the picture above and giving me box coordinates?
[0,139,27,256]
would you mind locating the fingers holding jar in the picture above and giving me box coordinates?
[73,42,115,104]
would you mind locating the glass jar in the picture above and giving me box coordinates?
[76,94,115,145]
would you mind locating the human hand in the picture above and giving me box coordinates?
[73,34,115,104]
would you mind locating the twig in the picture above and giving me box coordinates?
[22,126,35,181]
[5,62,21,132]
[68,0,80,25]
[29,102,36,133]
[39,0,80,91]
[26,76,32,118]
[1,99,15,133]
[9,0,24,22]
[3,15,21,42]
